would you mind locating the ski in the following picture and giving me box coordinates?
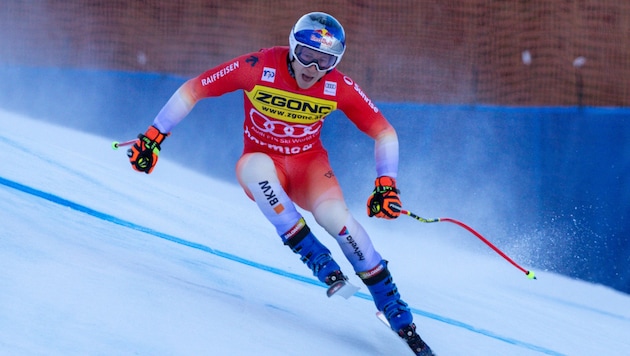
[376,311,437,356]
[326,279,360,299]
[376,310,391,327]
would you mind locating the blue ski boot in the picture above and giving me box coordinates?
[360,260,435,355]
[282,219,349,290]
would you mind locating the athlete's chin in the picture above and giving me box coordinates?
[297,75,316,89]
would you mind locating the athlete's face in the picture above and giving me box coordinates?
[291,56,327,89]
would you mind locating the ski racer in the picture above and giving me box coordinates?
[127,11,434,355]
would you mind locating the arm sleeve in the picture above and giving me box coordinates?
[152,83,196,133]
[337,80,399,178]
[373,127,399,178]
[152,52,261,133]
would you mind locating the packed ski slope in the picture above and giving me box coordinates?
[1,110,629,355]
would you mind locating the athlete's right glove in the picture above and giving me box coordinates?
[367,176,402,219]
[127,125,169,174]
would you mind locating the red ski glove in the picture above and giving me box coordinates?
[367,176,402,219]
[127,125,169,174]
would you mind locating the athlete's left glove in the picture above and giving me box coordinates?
[367,176,402,219]
[127,125,169,174]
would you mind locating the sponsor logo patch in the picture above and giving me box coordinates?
[338,226,365,261]
[201,61,240,86]
[245,85,337,123]
[262,67,276,83]
[324,81,337,96]
[258,180,284,213]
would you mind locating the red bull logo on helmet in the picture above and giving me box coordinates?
[311,28,334,47]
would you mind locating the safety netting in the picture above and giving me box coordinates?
[1,0,628,105]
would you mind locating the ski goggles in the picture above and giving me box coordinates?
[293,44,340,72]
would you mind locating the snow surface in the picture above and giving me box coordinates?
[1,109,629,355]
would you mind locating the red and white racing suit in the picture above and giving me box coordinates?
[152,46,399,274]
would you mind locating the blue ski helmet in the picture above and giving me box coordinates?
[289,12,346,71]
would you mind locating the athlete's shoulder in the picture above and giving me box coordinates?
[325,70,360,96]
[188,50,271,95]
[325,69,351,86]
[327,71,380,114]
[240,46,288,73]
[255,46,289,63]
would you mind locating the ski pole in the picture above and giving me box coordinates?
[111,139,137,150]
[390,204,536,280]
